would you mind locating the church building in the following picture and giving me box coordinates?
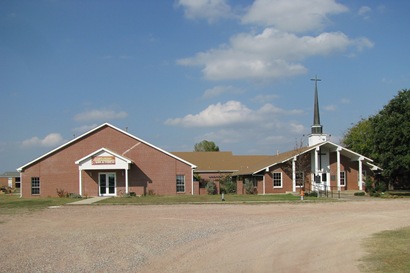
[17,78,380,197]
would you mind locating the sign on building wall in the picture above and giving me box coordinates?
[92,156,116,165]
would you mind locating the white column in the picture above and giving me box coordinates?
[19,173,23,198]
[191,168,194,195]
[125,168,129,194]
[263,172,266,195]
[292,156,297,192]
[358,157,364,190]
[337,147,341,191]
[79,168,83,196]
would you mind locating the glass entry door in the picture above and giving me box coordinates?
[99,173,116,196]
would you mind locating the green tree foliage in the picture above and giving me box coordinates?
[371,89,410,188]
[194,140,220,152]
[342,89,410,189]
[342,118,375,158]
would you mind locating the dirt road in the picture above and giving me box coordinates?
[1,199,410,273]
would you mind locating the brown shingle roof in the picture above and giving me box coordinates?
[172,147,313,176]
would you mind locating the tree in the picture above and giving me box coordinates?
[342,89,410,189]
[341,118,375,159]
[371,89,410,189]
[194,140,219,152]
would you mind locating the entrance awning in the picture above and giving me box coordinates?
[75,148,132,195]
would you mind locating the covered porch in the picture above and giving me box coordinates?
[75,148,132,196]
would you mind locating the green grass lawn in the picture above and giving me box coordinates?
[96,193,326,205]
[0,193,323,213]
[0,195,74,215]
[359,226,410,272]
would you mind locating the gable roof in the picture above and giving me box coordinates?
[74,147,132,165]
[18,123,196,172]
[174,141,380,177]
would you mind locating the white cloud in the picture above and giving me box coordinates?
[176,0,233,22]
[242,0,348,32]
[74,109,128,122]
[165,100,303,127]
[202,85,243,99]
[168,100,307,153]
[358,6,371,18]
[22,133,65,148]
[324,104,337,111]
[165,101,255,127]
[178,28,372,81]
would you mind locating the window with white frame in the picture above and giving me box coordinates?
[340,171,346,187]
[273,172,282,188]
[296,172,304,187]
[176,175,185,193]
[31,177,40,195]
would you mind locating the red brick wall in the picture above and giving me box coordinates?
[20,125,193,197]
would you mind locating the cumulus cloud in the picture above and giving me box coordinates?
[242,0,348,32]
[74,109,128,122]
[165,100,302,127]
[22,133,65,148]
[167,100,306,152]
[178,28,372,81]
[176,0,233,22]
[165,101,254,127]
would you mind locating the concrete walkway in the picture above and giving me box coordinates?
[67,196,111,205]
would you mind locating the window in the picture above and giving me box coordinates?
[15,177,21,189]
[273,172,282,188]
[296,172,304,187]
[31,177,40,195]
[340,171,346,187]
[176,175,185,193]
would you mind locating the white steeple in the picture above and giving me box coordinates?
[308,76,328,146]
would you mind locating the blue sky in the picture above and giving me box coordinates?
[1,0,409,173]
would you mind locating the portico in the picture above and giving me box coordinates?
[75,148,132,196]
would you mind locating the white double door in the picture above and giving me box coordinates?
[99,173,116,196]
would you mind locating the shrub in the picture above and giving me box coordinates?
[147,189,155,196]
[206,181,217,195]
[56,188,68,198]
[244,180,255,195]
[306,191,318,197]
[219,175,236,194]
[68,193,82,198]
[375,182,387,193]
[130,192,136,197]
[354,192,366,196]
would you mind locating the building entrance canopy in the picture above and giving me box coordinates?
[75,148,132,196]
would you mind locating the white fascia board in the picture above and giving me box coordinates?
[324,141,373,162]
[74,147,132,165]
[18,123,110,172]
[252,146,318,175]
[105,123,197,168]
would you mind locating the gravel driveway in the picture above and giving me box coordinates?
[1,199,410,273]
